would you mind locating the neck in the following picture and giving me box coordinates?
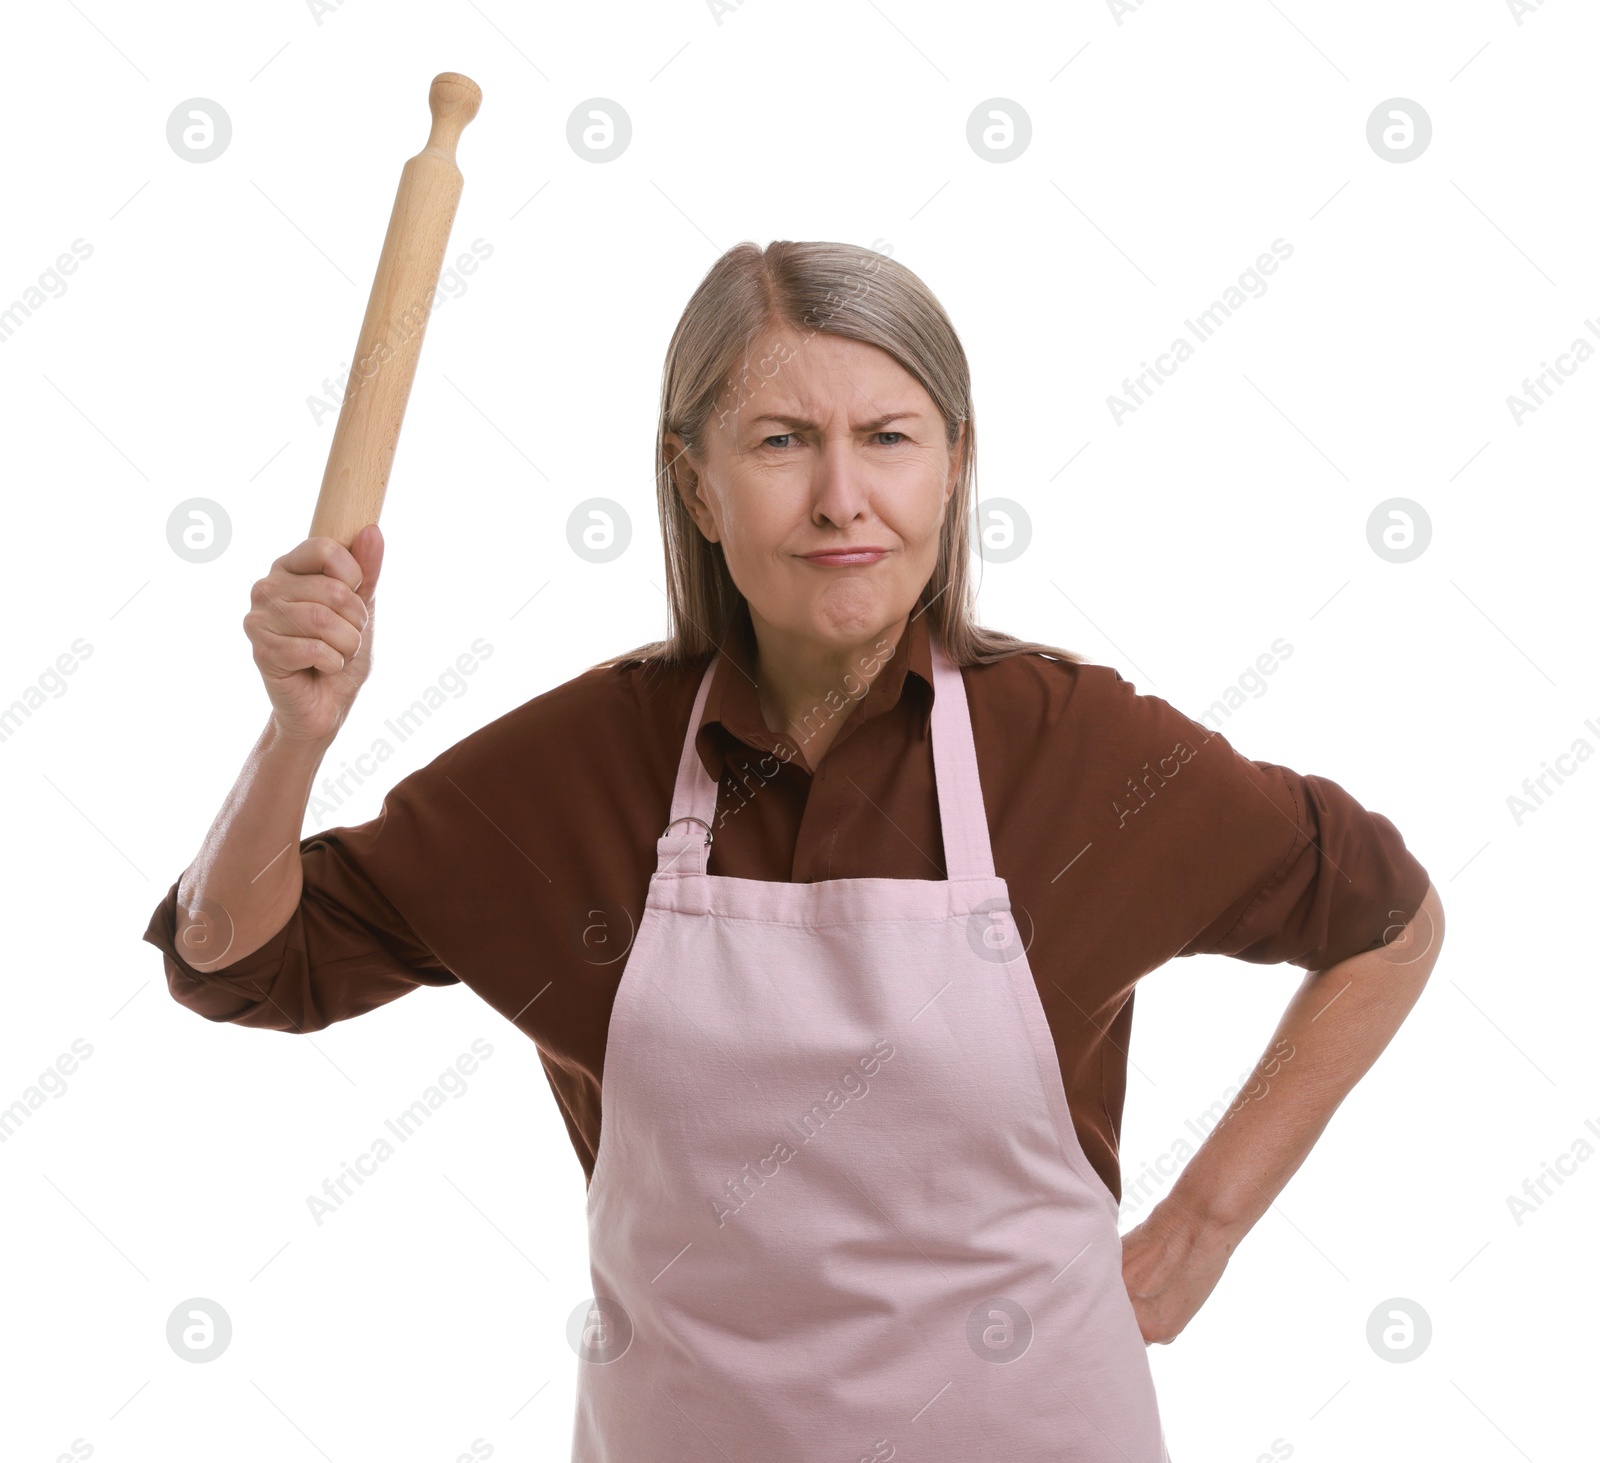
[747,609,907,770]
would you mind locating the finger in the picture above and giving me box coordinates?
[253,627,348,677]
[276,535,368,595]
[347,524,384,604]
[253,590,363,663]
[259,568,370,636]
[264,600,362,664]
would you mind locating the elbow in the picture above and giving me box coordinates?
[1419,879,1445,955]
[1426,883,1445,977]
[1389,880,1444,979]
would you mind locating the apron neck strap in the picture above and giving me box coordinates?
[657,621,997,882]
[925,627,996,880]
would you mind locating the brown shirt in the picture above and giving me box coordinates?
[142,607,1431,1202]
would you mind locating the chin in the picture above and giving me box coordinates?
[805,592,900,642]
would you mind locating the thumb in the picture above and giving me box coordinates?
[348,523,385,605]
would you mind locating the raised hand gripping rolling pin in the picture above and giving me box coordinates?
[307,71,482,546]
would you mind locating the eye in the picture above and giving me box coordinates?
[759,430,906,449]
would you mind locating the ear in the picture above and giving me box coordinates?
[665,432,720,543]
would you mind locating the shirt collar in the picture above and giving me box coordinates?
[695,603,935,776]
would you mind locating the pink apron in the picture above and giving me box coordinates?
[574,631,1171,1461]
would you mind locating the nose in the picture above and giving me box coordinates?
[809,431,872,528]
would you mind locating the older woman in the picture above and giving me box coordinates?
[145,240,1442,1461]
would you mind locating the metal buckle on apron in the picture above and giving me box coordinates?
[660,814,713,845]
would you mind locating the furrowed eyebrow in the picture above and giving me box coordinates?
[748,411,920,432]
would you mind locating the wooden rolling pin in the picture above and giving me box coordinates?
[308,72,482,546]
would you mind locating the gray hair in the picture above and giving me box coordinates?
[593,239,1084,672]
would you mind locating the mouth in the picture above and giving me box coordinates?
[798,547,890,566]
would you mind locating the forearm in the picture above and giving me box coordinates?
[174,717,333,971]
[1165,881,1445,1242]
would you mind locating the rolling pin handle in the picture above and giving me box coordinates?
[426,72,482,161]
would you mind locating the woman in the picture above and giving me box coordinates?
[145,240,1443,1460]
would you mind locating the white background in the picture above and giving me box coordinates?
[2,1,1594,1459]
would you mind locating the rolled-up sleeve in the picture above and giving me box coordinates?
[143,798,460,1035]
[1085,666,1432,973]
[1178,754,1431,971]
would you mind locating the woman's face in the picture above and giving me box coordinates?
[667,328,965,657]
